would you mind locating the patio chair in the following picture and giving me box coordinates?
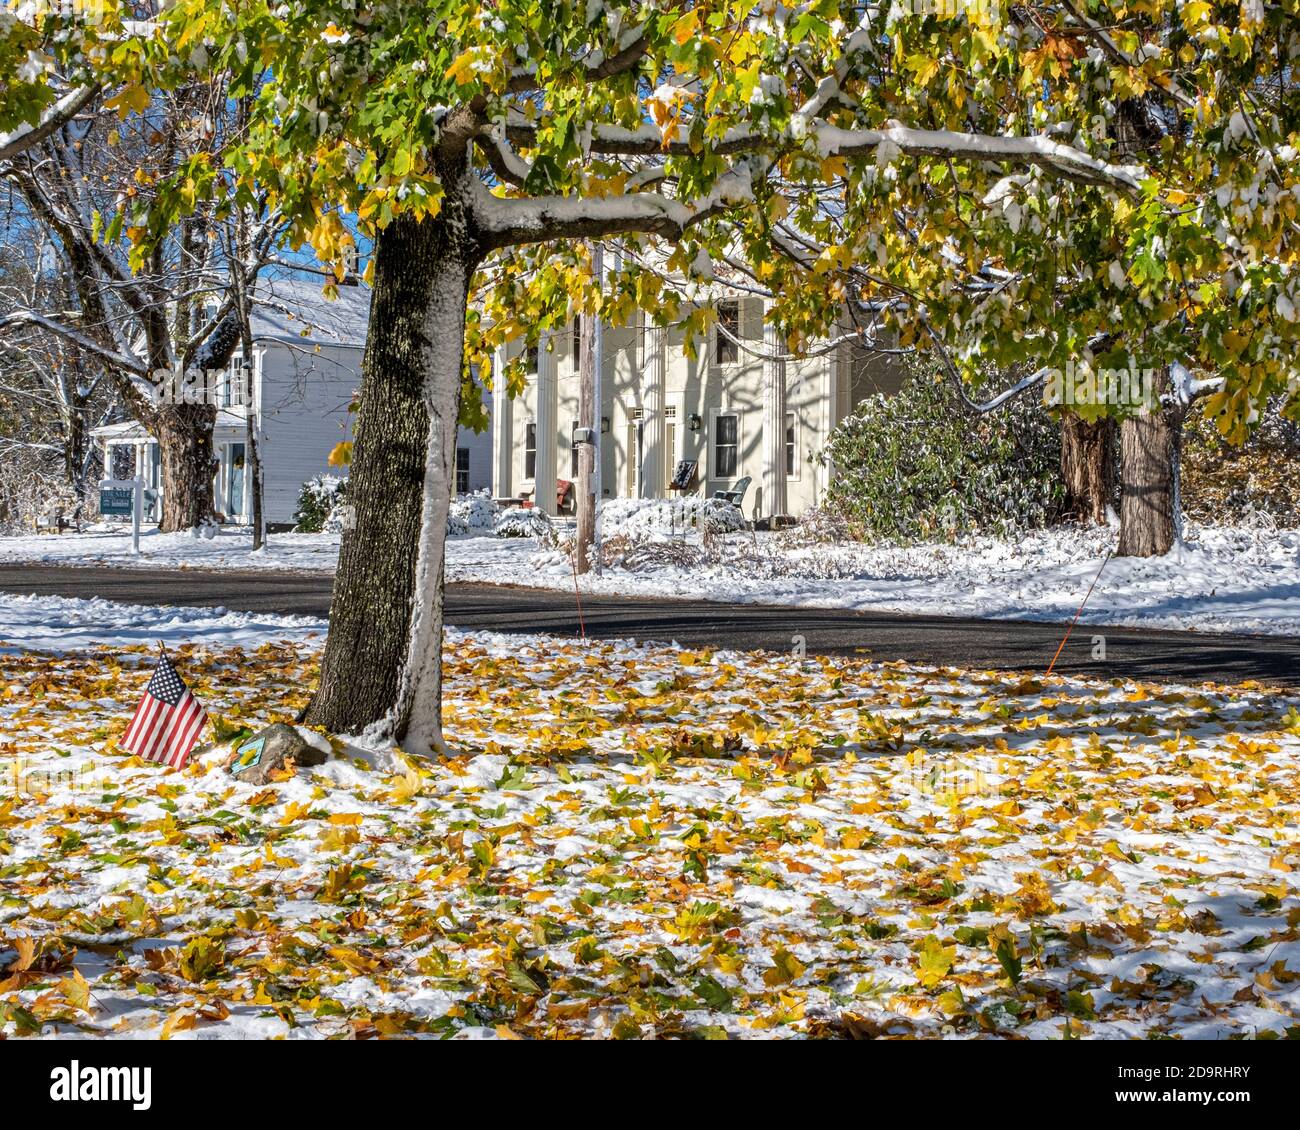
[556,479,574,513]
[713,475,751,508]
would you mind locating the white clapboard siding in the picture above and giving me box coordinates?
[455,376,494,495]
[257,343,360,525]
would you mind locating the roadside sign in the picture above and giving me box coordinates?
[99,477,144,554]
[99,487,134,516]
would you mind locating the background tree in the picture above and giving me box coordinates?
[0,227,114,526]
[1,67,284,531]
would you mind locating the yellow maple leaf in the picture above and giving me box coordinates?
[105,84,151,119]
[59,968,93,1015]
[762,947,807,987]
[916,934,956,989]
[160,1009,198,1040]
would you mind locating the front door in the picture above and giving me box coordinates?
[225,442,247,522]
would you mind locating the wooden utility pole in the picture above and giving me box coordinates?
[575,316,596,572]
[575,245,603,574]
[243,360,266,549]
[231,230,265,550]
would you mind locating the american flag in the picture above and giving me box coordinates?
[119,651,210,769]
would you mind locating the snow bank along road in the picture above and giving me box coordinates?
[0,564,1296,690]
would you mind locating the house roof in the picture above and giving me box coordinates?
[91,410,250,442]
[250,276,371,347]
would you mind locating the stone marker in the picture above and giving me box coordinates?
[225,723,328,786]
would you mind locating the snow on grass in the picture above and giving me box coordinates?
[1,606,1298,1039]
[0,592,326,653]
[0,525,340,572]
[447,521,1300,637]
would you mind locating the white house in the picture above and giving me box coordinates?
[490,290,902,521]
[93,277,494,527]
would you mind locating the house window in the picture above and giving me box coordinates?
[110,445,135,481]
[224,354,241,407]
[572,318,582,368]
[785,412,797,477]
[715,299,739,365]
[664,421,677,489]
[714,413,738,478]
[456,447,470,495]
[526,344,539,374]
[524,421,537,480]
[227,352,256,408]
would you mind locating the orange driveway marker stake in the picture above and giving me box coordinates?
[1046,551,1113,677]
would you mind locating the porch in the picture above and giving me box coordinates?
[91,415,254,525]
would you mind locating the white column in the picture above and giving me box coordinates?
[533,336,558,514]
[491,347,513,499]
[821,340,843,502]
[761,316,788,520]
[640,316,666,498]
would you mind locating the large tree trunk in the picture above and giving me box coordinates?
[389,202,478,755]
[155,403,218,532]
[1117,372,1186,557]
[305,132,490,752]
[1060,412,1113,526]
[303,214,438,733]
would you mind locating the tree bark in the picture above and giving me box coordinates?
[388,191,479,755]
[303,212,444,735]
[1060,412,1113,526]
[1117,373,1186,557]
[155,403,218,532]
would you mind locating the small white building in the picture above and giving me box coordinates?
[490,292,901,521]
[93,278,494,527]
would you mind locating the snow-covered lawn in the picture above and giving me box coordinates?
[0,524,338,572]
[447,520,1300,637]
[0,592,327,653]
[1,593,1297,1039]
[3,519,1299,636]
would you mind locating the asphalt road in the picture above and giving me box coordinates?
[0,563,1296,690]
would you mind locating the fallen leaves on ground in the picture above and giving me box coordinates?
[0,630,1298,1039]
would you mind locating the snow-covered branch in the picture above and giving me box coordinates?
[715,319,910,364]
[1170,360,1224,407]
[0,309,148,377]
[478,125,532,189]
[473,162,758,248]
[0,84,102,163]
[503,113,1144,194]
[0,435,62,454]
[814,125,1145,193]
